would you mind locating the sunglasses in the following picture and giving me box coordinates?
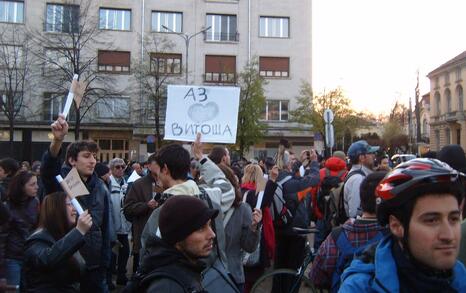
[114,165,126,170]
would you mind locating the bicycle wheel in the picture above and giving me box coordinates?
[251,269,317,293]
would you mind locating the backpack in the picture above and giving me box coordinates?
[270,175,293,227]
[271,175,313,230]
[319,169,365,235]
[122,263,206,293]
[330,227,384,293]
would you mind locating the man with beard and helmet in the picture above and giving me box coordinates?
[339,158,466,292]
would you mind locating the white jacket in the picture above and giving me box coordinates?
[110,175,132,234]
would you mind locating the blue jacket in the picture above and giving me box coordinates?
[339,235,466,293]
[40,150,111,270]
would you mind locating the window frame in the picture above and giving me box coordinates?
[151,10,183,33]
[206,14,238,42]
[262,100,289,121]
[97,97,130,119]
[43,92,76,121]
[0,0,24,24]
[150,53,182,75]
[259,16,290,38]
[259,56,290,78]
[99,7,131,31]
[97,50,131,74]
[45,3,80,33]
[204,55,236,84]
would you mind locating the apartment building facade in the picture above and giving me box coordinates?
[0,0,313,162]
[428,51,466,151]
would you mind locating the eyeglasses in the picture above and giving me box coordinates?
[114,165,126,170]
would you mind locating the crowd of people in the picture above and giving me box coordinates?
[0,113,465,292]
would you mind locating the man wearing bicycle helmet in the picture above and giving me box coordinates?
[339,158,466,292]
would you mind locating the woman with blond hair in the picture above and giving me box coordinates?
[241,163,279,292]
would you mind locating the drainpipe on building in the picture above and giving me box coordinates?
[248,0,251,62]
[139,0,145,125]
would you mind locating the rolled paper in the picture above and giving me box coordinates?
[62,74,79,119]
[255,191,264,210]
[55,175,84,215]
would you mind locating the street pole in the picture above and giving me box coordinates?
[162,25,211,85]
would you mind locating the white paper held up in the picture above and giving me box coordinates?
[62,74,79,119]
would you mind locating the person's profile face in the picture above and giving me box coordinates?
[177,219,216,259]
[69,151,97,178]
[406,194,461,270]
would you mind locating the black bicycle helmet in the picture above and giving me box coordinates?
[375,158,465,225]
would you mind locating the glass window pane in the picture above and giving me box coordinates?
[281,101,289,121]
[175,13,182,32]
[283,18,289,37]
[268,101,279,120]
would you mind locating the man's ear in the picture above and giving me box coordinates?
[389,214,404,239]
[68,157,76,167]
[162,164,170,176]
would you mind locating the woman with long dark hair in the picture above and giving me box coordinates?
[22,192,92,292]
[4,171,39,287]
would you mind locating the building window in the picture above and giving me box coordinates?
[445,128,451,144]
[456,67,462,81]
[434,91,441,115]
[435,77,439,88]
[150,53,181,75]
[444,72,450,85]
[259,57,289,78]
[99,8,131,31]
[43,92,76,121]
[457,85,463,112]
[435,130,440,150]
[422,118,428,136]
[259,16,289,38]
[205,55,236,83]
[45,3,79,33]
[44,48,71,74]
[152,11,182,33]
[96,139,128,162]
[263,100,289,121]
[445,89,452,112]
[206,14,238,42]
[0,45,22,68]
[98,50,130,73]
[0,0,23,23]
[97,97,129,119]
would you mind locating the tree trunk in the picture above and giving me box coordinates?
[155,94,161,151]
[75,108,80,141]
[8,118,14,158]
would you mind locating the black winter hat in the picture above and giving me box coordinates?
[159,195,219,245]
[437,144,466,173]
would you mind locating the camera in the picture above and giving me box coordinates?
[153,192,169,205]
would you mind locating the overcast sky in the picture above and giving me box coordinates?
[312,0,466,116]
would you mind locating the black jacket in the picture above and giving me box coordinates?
[40,149,111,269]
[22,228,85,293]
[139,236,206,292]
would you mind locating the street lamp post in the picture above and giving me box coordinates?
[162,25,211,85]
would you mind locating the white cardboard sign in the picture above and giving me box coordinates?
[164,85,240,144]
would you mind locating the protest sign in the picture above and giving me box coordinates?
[55,168,89,215]
[164,85,240,144]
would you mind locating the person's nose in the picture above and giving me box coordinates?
[438,218,455,242]
[207,225,216,240]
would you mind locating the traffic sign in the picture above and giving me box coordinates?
[325,123,334,148]
[323,109,334,123]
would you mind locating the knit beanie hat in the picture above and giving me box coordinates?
[159,195,219,245]
[95,162,110,178]
[333,151,346,161]
[437,144,466,173]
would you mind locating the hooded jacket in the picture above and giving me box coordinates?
[140,157,233,266]
[339,235,466,292]
[139,236,205,292]
[109,175,131,234]
[22,228,85,293]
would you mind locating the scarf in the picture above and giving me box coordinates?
[392,242,456,293]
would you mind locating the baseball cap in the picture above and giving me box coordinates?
[347,140,379,161]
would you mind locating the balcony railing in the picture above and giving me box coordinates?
[205,32,239,42]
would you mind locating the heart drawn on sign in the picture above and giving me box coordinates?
[188,102,219,123]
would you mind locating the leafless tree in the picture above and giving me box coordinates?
[28,0,119,140]
[0,25,35,156]
[132,34,180,149]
